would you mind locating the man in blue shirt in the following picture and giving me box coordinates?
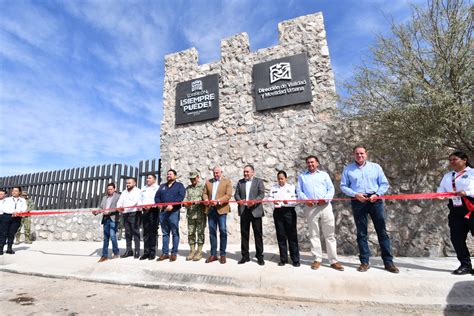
[340,145,399,273]
[297,155,344,271]
[155,169,185,262]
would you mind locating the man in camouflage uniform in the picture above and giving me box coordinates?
[183,171,206,261]
[15,191,35,244]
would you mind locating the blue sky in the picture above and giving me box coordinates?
[0,0,422,177]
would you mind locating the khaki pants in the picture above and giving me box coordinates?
[304,203,338,264]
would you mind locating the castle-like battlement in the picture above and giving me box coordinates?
[165,12,328,69]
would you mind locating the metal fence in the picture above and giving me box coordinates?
[0,159,161,210]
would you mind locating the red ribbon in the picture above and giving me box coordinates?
[13,192,456,217]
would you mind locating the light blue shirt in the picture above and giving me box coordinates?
[296,170,335,201]
[340,161,389,197]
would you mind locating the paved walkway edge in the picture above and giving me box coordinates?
[2,268,472,314]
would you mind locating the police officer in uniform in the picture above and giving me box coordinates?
[183,171,206,261]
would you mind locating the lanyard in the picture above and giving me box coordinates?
[13,198,19,210]
[451,170,466,191]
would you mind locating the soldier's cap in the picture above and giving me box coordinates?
[21,191,28,197]
[189,171,200,179]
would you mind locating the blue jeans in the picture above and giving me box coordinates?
[160,210,180,255]
[351,200,393,264]
[208,207,227,256]
[102,218,119,257]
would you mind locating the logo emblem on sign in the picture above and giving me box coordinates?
[191,80,203,92]
[269,62,291,84]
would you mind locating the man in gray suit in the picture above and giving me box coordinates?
[93,183,121,262]
[235,164,265,265]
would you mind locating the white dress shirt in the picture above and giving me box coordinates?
[438,167,474,206]
[117,187,142,213]
[2,196,27,214]
[211,179,220,200]
[0,198,5,215]
[245,179,252,201]
[269,183,297,207]
[141,183,159,205]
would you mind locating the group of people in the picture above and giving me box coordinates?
[2,147,473,275]
[92,146,388,273]
[0,187,35,255]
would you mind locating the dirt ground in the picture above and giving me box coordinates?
[0,272,467,315]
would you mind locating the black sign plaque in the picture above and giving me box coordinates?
[253,53,312,111]
[175,74,219,125]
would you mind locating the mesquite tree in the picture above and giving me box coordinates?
[343,0,473,165]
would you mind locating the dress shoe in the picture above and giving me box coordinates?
[6,249,15,255]
[134,252,140,259]
[205,255,218,263]
[311,261,321,270]
[148,254,156,260]
[292,262,300,267]
[170,254,177,262]
[357,263,370,272]
[120,251,133,258]
[330,262,344,271]
[452,265,472,275]
[384,263,399,274]
[257,259,265,266]
[278,261,287,266]
[139,254,149,260]
[157,254,170,261]
[98,256,108,263]
[219,256,226,264]
[238,257,250,264]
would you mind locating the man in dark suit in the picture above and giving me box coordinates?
[234,164,265,265]
[93,183,121,262]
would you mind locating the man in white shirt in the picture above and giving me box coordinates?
[140,174,160,260]
[0,188,6,216]
[0,187,27,255]
[117,177,142,258]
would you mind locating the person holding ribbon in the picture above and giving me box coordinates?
[182,171,206,261]
[202,166,232,264]
[269,170,300,267]
[297,155,343,271]
[235,164,266,266]
[0,187,27,255]
[93,183,120,262]
[437,151,474,275]
[340,145,399,273]
[155,169,186,262]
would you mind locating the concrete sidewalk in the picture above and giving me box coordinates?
[1,241,473,313]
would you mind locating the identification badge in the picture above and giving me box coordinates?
[452,196,463,207]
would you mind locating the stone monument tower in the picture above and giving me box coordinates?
[160,12,344,246]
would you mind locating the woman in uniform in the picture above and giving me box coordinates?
[269,170,300,267]
[437,151,474,275]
